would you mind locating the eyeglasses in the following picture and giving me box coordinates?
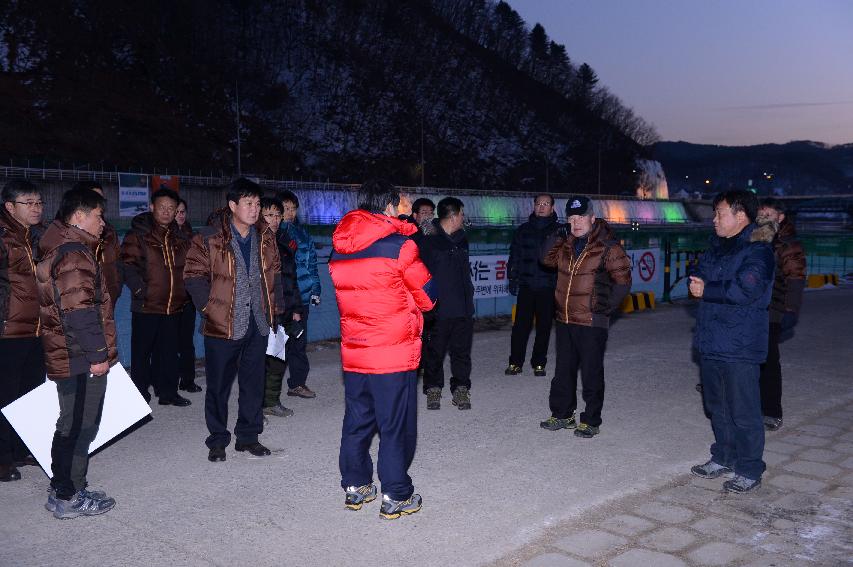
[534,201,552,207]
[14,201,44,208]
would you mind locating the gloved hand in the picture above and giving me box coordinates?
[284,318,305,340]
[508,281,519,296]
[310,294,321,306]
[780,311,798,332]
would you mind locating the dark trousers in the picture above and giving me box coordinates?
[284,308,310,390]
[419,316,436,373]
[264,355,287,408]
[759,322,783,419]
[340,370,417,501]
[509,286,555,368]
[51,373,107,500]
[422,317,474,393]
[131,312,180,402]
[700,357,766,480]
[0,337,45,465]
[549,321,608,427]
[204,321,266,449]
[177,303,198,386]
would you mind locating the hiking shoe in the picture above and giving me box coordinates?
[763,416,783,431]
[539,415,576,431]
[452,386,471,410]
[723,475,761,493]
[690,460,733,479]
[263,403,294,418]
[379,493,422,520]
[504,364,522,375]
[426,387,441,410]
[287,385,316,399]
[574,423,600,438]
[52,490,116,519]
[344,483,378,510]
[533,365,546,377]
[46,486,107,513]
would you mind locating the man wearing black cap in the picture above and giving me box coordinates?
[539,196,631,438]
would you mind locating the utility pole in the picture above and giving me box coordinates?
[236,81,242,176]
[597,137,602,195]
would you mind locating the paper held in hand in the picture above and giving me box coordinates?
[267,325,289,361]
[0,364,152,477]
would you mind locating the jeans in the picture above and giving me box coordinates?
[509,286,554,368]
[51,373,107,500]
[700,357,766,480]
[759,322,783,419]
[340,370,418,501]
[0,337,45,465]
[422,317,474,393]
[203,321,266,449]
[549,322,608,427]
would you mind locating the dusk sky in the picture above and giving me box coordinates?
[510,0,853,146]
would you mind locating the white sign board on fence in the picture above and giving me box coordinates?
[469,254,510,298]
[0,364,152,477]
[627,248,661,285]
[118,173,150,217]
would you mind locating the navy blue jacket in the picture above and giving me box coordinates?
[279,221,321,304]
[508,212,559,291]
[416,219,475,320]
[692,223,776,364]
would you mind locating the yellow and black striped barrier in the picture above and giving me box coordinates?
[807,273,838,288]
[621,291,655,313]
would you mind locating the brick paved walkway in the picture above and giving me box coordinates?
[490,402,853,566]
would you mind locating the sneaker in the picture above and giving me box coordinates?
[539,415,577,431]
[46,486,107,513]
[723,475,761,493]
[287,385,316,399]
[344,483,378,510]
[379,493,422,520]
[263,403,294,418]
[690,460,733,479]
[52,490,116,519]
[533,365,546,377]
[763,416,783,431]
[426,387,441,410]
[452,386,471,410]
[573,423,600,438]
[504,364,522,375]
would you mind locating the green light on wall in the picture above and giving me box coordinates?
[661,202,687,223]
[480,199,513,224]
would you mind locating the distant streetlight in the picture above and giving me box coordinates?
[704,179,711,185]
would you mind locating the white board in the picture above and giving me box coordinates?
[0,364,152,477]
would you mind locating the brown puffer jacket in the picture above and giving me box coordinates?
[542,219,632,328]
[37,221,118,379]
[184,208,282,339]
[770,220,806,322]
[100,220,122,306]
[0,208,43,338]
[120,212,191,315]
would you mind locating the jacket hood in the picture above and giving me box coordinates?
[40,220,100,258]
[333,210,416,254]
[750,220,776,244]
[0,206,29,237]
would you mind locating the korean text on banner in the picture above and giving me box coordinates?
[0,364,152,477]
[469,254,509,298]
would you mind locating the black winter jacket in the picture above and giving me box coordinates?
[508,212,558,290]
[275,228,305,321]
[416,219,474,319]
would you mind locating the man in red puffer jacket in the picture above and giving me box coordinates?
[329,179,434,520]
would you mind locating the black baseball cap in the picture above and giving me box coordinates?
[565,195,591,216]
